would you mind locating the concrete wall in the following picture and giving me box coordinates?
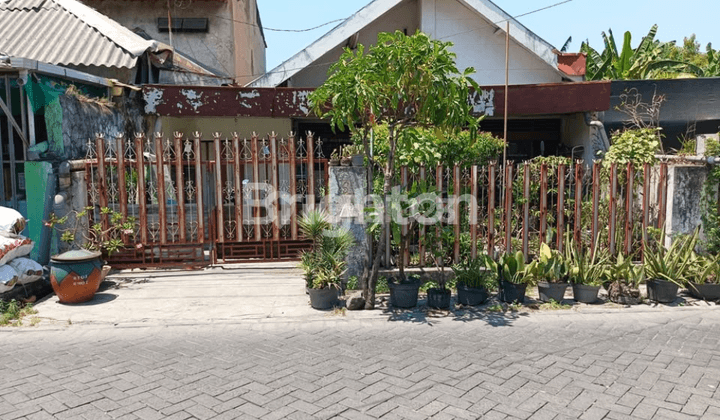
[423,0,562,86]
[160,116,292,140]
[561,113,596,164]
[665,165,709,245]
[83,0,266,82]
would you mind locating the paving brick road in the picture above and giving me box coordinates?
[2,306,720,420]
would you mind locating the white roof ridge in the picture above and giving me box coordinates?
[52,0,159,57]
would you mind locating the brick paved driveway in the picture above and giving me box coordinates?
[1,309,719,419]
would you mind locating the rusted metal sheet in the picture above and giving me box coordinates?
[142,81,611,117]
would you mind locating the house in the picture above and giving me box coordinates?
[250,0,582,88]
[77,0,266,86]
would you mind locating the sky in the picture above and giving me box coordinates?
[260,0,720,72]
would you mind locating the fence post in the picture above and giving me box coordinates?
[608,162,618,256]
[522,162,530,261]
[504,162,513,254]
[419,165,427,266]
[574,161,583,246]
[624,162,634,256]
[193,132,205,243]
[135,133,148,245]
[591,161,600,256]
[174,132,186,242]
[213,133,224,243]
[232,133,243,242]
[270,132,280,241]
[402,165,410,267]
[657,162,668,231]
[288,133,298,240]
[642,163,651,257]
[471,165,478,260]
[306,131,316,212]
[96,134,109,238]
[539,163,548,245]
[453,163,461,264]
[557,163,565,252]
[488,162,496,255]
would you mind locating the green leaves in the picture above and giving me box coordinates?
[603,128,660,171]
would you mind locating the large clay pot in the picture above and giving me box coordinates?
[49,249,104,304]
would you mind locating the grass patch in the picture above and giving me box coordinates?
[487,304,503,313]
[539,299,572,310]
[0,300,38,327]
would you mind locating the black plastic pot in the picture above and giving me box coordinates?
[500,281,527,303]
[646,279,679,303]
[687,281,720,300]
[388,281,420,308]
[572,284,601,303]
[427,288,451,309]
[537,282,569,303]
[456,282,489,306]
[308,286,341,309]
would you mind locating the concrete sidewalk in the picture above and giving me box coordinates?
[33,263,379,328]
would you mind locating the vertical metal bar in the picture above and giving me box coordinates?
[557,164,566,252]
[591,162,600,255]
[0,93,4,203]
[487,162,496,255]
[5,76,17,208]
[453,163,461,264]
[252,133,261,241]
[401,165,410,267]
[574,162,583,246]
[193,132,205,243]
[135,134,147,244]
[470,165,478,260]
[270,132,280,241]
[213,134,224,243]
[289,133,297,240]
[504,163,513,254]
[116,134,128,221]
[608,163,618,256]
[539,163,548,245]
[96,135,109,235]
[419,166,427,267]
[306,131,315,212]
[174,132,186,242]
[155,133,167,244]
[624,163,634,256]
[642,163,651,254]
[522,162,530,260]
[657,162,668,231]
[436,164,443,258]
[232,133,243,242]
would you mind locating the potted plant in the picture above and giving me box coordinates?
[298,210,354,310]
[422,225,455,309]
[340,146,352,166]
[497,251,532,304]
[687,255,720,300]
[46,206,133,303]
[344,144,364,167]
[529,243,570,302]
[603,254,644,304]
[452,254,497,306]
[329,148,341,166]
[644,231,698,303]
[565,238,608,303]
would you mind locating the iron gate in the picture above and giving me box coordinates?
[84,131,328,268]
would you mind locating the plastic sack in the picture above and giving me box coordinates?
[0,206,26,234]
[7,257,43,285]
[0,264,18,293]
[0,231,34,266]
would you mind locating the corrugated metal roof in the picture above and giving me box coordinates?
[0,0,158,69]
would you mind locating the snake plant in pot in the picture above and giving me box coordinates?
[686,255,720,300]
[644,230,698,303]
[298,210,354,309]
[565,238,608,304]
[529,243,570,302]
[497,251,533,303]
[452,254,497,306]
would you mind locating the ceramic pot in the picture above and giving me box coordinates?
[49,249,104,304]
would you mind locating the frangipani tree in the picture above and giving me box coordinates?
[309,30,480,309]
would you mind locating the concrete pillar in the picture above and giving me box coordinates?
[665,165,709,247]
[328,166,368,280]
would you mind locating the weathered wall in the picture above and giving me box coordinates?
[54,94,144,161]
[665,165,709,245]
[160,116,292,141]
[560,113,596,163]
[81,0,266,83]
[328,166,369,280]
